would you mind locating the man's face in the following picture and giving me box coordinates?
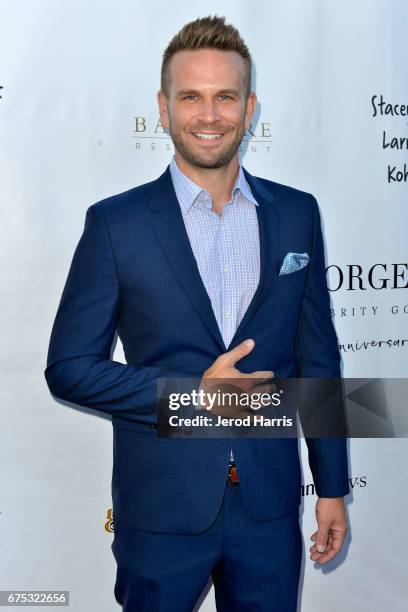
[158,48,257,169]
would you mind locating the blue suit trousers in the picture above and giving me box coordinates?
[111,479,302,611]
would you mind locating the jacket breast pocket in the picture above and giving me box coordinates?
[277,264,308,285]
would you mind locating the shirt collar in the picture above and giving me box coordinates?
[169,155,258,215]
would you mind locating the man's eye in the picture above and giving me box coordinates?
[219,95,233,100]
[183,95,198,101]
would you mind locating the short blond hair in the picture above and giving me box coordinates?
[161,15,252,98]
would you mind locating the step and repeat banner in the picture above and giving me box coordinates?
[1,1,407,610]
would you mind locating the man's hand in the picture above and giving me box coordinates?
[309,497,348,564]
[199,339,274,418]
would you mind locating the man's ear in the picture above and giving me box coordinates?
[157,90,170,130]
[244,91,257,130]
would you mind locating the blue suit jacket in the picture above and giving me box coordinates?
[45,165,350,534]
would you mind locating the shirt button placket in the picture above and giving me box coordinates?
[220,213,233,347]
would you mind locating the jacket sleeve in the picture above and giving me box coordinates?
[44,203,195,420]
[294,195,350,498]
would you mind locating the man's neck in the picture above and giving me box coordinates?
[174,152,240,214]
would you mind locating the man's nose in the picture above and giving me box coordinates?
[197,99,220,123]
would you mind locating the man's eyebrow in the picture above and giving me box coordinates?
[216,89,240,96]
[176,88,241,97]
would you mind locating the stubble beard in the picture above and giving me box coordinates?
[168,117,246,170]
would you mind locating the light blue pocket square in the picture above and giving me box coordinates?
[279,252,310,276]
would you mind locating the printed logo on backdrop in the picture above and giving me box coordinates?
[104,508,114,533]
[131,117,272,154]
[327,262,408,354]
[327,262,407,293]
[302,475,367,497]
[372,94,408,183]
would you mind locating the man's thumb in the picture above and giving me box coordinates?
[315,529,329,553]
[225,339,255,366]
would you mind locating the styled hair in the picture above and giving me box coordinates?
[161,15,252,98]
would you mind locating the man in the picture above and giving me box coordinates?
[45,15,349,612]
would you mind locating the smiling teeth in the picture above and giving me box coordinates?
[194,133,223,139]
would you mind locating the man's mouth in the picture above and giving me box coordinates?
[191,132,225,140]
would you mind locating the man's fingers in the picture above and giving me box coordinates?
[313,539,341,564]
[221,339,255,367]
[247,370,274,380]
[242,371,274,391]
[310,528,346,564]
[310,532,332,560]
[247,382,276,396]
[317,532,344,563]
[314,528,330,553]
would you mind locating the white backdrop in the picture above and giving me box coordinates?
[1,1,407,610]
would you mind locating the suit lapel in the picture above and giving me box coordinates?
[148,166,226,352]
[228,168,280,347]
[148,165,280,353]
